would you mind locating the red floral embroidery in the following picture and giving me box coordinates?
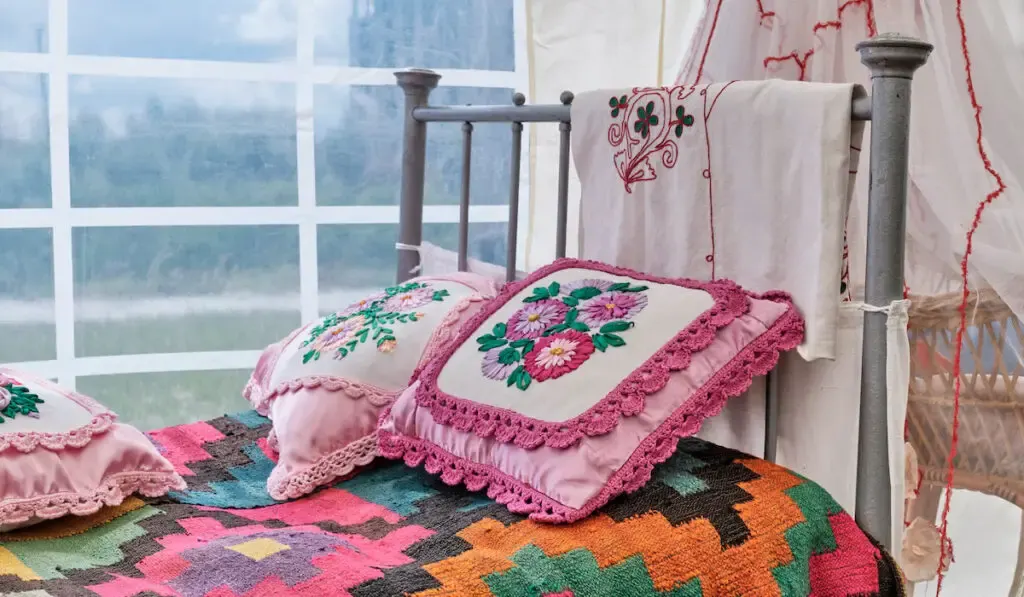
[607,87,697,193]
[523,330,595,383]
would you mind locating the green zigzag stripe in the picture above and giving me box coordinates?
[771,480,844,594]
[5,505,161,580]
[483,544,701,597]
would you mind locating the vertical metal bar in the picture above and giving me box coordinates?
[458,121,473,272]
[764,371,779,462]
[395,68,441,282]
[506,92,526,282]
[555,91,574,259]
[854,33,932,549]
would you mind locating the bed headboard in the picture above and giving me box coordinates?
[392,33,933,550]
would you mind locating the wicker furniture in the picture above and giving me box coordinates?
[907,288,1024,593]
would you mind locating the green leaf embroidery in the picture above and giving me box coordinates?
[547,281,561,296]
[0,383,44,423]
[593,334,609,352]
[603,333,626,347]
[599,320,634,334]
[569,321,590,332]
[562,296,579,307]
[543,324,569,336]
[607,282,630,292]
[477,334,497,344]
[493,322,508,338]
[497,347,521,365]
[565,308,579,324]
[507,366,524,388]
[510,338,532,349]
[516,370,532,391]
[569,287,602,300]
[479,338,509,352]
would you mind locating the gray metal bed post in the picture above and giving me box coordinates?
[854,33,932,549]
[395,69,441,283]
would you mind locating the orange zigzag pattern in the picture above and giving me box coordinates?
[414,459,808,596]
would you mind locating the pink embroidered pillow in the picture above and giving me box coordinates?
[0,368,185,531]
[377,258,804,522]
[243,272,499,500]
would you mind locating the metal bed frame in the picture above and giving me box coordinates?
[392,33,933,550]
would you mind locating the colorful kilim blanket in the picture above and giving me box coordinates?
[0,411,905,596]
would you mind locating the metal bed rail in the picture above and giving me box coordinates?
[393,33,933,550]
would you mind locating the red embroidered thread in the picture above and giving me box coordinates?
[699,81,738,278]
[759,0,877,81]
[414,259,753,451]
[608,86,699,192]
[379,297,805,523]
[693,0,726,84]
[937,1,1008,591]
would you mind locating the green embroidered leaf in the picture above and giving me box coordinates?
[636,105,646,119]
[479,339,509,352]
[565,308,578,324]
[337,347,349,358]
[607,282,631,292]
[523,286,552,303]
[683,114,695,126]
[543,324,569,336]
[346,340,358,351]
[645,101,655,115]
[547,281,560,296]
[507,366,523,387]
[516,370,532,391]
[492,322,508,338]
[840,281,848,295]
[676,105,684,118]
[599,320,633,333]
[624,285,649,293]
[477,334,497,344]
[674,125,683,137]
[634,120,644,133]
[610,108,619,117]
[509,338,532,348]
[377,335,396,348]
[569,287,602,300]
[603,333,626,347]
[593,334,609,352]
[609,96,619,108]
[520,339,535,355]
[569,321,590,332]
[649,114,659,126]
[356,328,370,342]
[498,347,521,365]
[302,350,319,364]
[619,94,627,104]
[562,296,579,307]
[432,290,450,301]
[374,327,385,340]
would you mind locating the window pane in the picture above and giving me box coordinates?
[317,0,515,71]
[315,86,514,206]
[317,221,506,311]
[69,76,297,207]
[77,369,252,431]
[68,0,296,62]
[73,226,300,357]
[0,229,55,363]
[0,1,47,53]
[0,73,51,209]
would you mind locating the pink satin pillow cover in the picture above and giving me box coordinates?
[0,368,185,531]
[378,258,804,523]
[243,272,499,500]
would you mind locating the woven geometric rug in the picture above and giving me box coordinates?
[0,411,905,596]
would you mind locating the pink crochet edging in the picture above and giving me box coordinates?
[379,297,804,524]
[414,257,752,451]
[412,293,489,382]
[0,372,119,454]
[266,433,378,500]
[243,325,309,414]
[0,469,187,527]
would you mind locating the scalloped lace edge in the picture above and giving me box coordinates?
[0,412,118,455]
[267,433,378,500]
[0,470,187,526]
[414,257,758,450]
[252,377,399,418]
[379,304,804,524]
[412,293,488,381]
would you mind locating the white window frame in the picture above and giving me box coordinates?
[0,0,531,388]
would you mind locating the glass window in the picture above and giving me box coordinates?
[316,0,515,71]
[0,1,48,53]
[0,229,55,363]
[69,76,297,208]
[77,369,253,430]
[315,85,515,206]
[68,0,296,62]
[0,73,51,209]
[73,225,301,357]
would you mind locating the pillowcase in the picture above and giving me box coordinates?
[243,272,499,500]
[377,258,804,523]
[0,368,185,531]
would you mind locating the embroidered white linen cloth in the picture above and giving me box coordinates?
[571,80,864,361]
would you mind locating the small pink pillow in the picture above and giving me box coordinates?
[0,368,185,531]
[243,273,499,500]
[377,258,804,522]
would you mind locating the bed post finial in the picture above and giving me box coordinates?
[853,33,932,551]
[395,68,441,282]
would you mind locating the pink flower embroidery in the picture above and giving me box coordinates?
[560,279,613,294]
[338,292,386,317]
[481,347,519,381]
[383,287,435,312]
[507,300,569,340]
[524,331,595,382]
[577,291,648,326]
[311,315,366,353]
[0,386,10,410]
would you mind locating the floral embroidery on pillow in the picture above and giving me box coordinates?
[476,279,648,390]
[0,373,43,422]
[302,282,450,363]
